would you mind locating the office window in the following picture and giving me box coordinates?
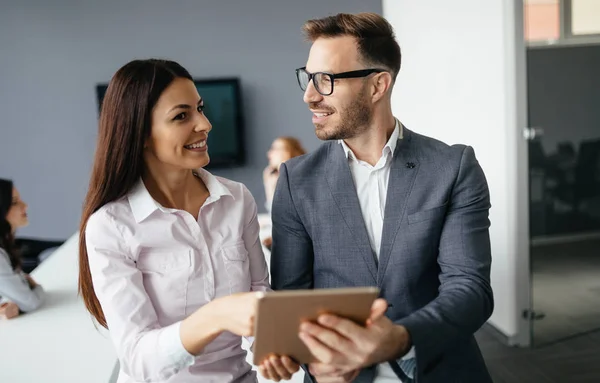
[571,0,600,35]
[525,0,560,42]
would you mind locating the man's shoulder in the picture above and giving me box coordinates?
[410,130,467,157]
[282,141,334,176]
[407,129,475,169]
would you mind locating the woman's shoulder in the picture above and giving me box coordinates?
[90,198,130,220]
[213,175,256,206]
[197,169,254,203]
[86,198,132,236]
[214,175,247,193]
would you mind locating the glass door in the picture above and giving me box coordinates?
[527,43,600,346]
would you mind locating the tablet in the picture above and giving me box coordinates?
[252,286,380,365]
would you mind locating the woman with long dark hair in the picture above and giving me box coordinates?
[0,179,45,319]
[79,59,298,382]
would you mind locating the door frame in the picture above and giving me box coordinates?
[506,0,532,347]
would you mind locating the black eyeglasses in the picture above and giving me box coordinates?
[295,67,386,96]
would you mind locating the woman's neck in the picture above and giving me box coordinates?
[142,166,205,211]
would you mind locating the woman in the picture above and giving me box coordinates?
[261,137,306,250]
[79,59,298,383]
[263,137,306,213]
[0,179,45,319]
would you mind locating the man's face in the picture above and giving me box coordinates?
[303,36,373,141]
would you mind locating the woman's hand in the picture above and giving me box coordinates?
[214,291,264,337]
[262,237,273,251]
[180,291,264,355]
[263,165,278,180]
[0,302,19,320]
[258,355,300,382]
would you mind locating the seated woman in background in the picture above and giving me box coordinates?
[261,137,306,250]
[79,59,298,383]
[0,179,45,320]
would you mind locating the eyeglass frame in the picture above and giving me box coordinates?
[295,67,387,96]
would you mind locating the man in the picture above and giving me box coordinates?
[270,12,494,383]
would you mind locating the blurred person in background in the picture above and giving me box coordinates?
[261,137,306,250]
[0,178,45,320]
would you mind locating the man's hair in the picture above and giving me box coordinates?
[303,12,401,81]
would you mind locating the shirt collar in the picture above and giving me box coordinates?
[128,168,233,223]
[340,118,403,161]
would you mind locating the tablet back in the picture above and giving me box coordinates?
[252,287,380,365]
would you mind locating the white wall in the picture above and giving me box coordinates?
[0,0,382,240]
[382,0,530,344]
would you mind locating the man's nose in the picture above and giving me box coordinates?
[303,81,323,105]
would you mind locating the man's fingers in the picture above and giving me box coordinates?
[301,321,355,355]
[299,331,340,365]
[258,365,271,381]
[309,362,340,376]
[313,370,357,383]
[370,298,388,320]
[263,359,280,381]
[269,356,293,380]
[315,314,367,343]
[281,356,300,374]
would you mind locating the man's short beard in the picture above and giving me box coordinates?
[315,87,372,141]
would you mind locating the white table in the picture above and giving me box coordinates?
[0,233,118,383]
[0,229,304,383]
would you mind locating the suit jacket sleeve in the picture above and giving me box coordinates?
[270,162,314,291]
[396,145,494,374]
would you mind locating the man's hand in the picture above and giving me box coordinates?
[308,363,359,383]
[257,355,300,382]
[299,298,411,372]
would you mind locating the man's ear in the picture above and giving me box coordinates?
[371,72,393,103]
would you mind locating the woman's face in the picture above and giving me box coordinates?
[144,77,213,172]
[6,188,28,230]
[267,139,293,169]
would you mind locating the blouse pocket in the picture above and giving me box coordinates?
[136,250,191,319]
[221,241,251,295]
[137,251,190,274]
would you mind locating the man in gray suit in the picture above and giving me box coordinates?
[270,12,494,383]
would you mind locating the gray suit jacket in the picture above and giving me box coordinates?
[270,128,494,383]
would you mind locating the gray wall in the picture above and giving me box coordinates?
[0,0,382,240]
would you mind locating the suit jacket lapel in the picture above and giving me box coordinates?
[326,143,378,283]
[377,128,419,285]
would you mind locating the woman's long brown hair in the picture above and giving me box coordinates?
[79,59,192,328]
[0,178,21,271]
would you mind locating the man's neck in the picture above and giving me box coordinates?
[343,112,396,166]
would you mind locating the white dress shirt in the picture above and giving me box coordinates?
[340,119,415,382]
[85,169,270,383]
